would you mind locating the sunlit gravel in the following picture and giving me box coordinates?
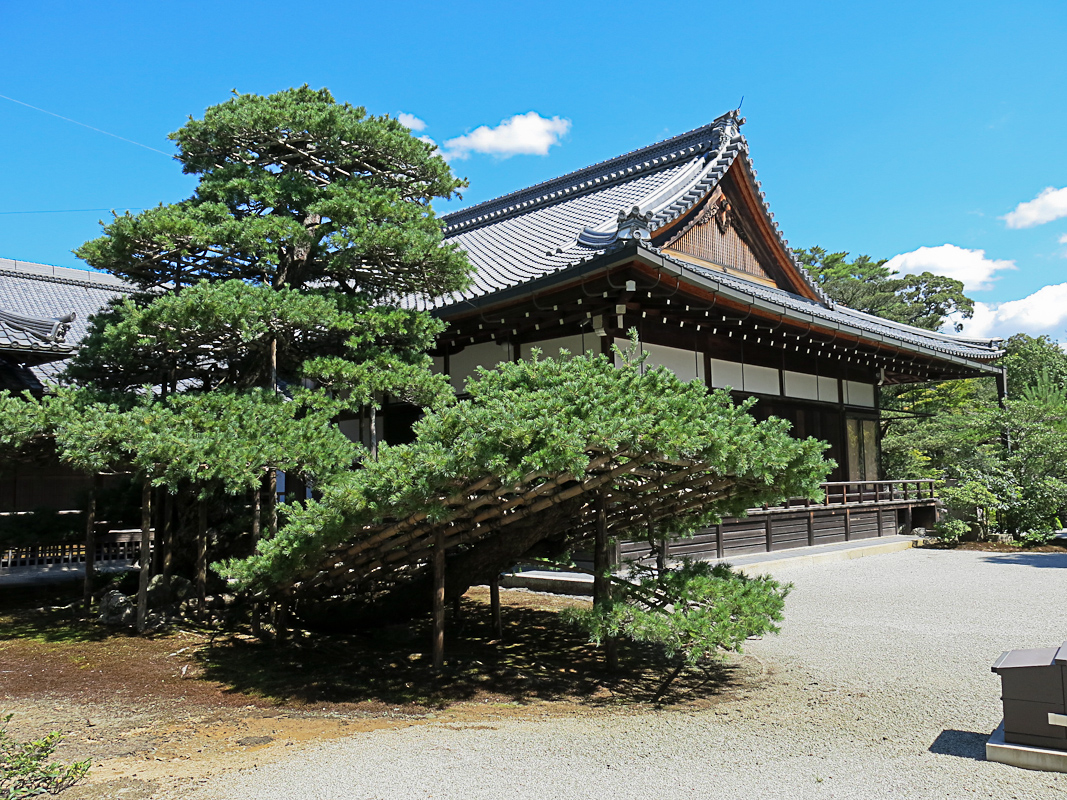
[186,548,1067,800]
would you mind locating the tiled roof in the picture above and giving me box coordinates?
[428,113,1001,365]
[0,258,129,387]
[424,110,829,312]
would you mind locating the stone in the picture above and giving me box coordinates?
[98,590,135,626]
[146,574,192,608]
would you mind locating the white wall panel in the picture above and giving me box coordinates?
[710,358,743,390]
[448,341,511,390]
[818,376,839,403]
[844,380,876,407]
[743,363,781,396]
[519,334,591,360]
[641,342,704,383]
[783,370,819,401]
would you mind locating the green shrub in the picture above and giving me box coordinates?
[1019,530,1056,547]
[934,517,970,543]
[0,714,89,799]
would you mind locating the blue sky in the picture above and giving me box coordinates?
[1,1,1065,340]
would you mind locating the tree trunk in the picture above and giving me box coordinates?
[490,577,502,638]
[83,474,97,610]
[197,495,208,622]
[593,491,618,671]
[161,491,174,579]
[432,529,445,671]
[136,479,152,634]
[268,470,278,537]
[251,478,262,637]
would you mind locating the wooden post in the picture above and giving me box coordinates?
[197,495,207,622]
[764,517,773,552]
[844,508,851,541]
[83,474,98,610]
[490,576,502,638]
[716,523,723,560]
[136,479,152,634]
[807,510,815,547]
[432,529,446,671]
[877,506,884,538]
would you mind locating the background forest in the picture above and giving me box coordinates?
[797,247,1067,542]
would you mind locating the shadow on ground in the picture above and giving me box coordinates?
[929,729,990,761]
[197,589,744,711]
[978,553,1067,569]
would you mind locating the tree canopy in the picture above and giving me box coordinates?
[794,246,973,331]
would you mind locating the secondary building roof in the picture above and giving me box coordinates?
[0,258,129,390]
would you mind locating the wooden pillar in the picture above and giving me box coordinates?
[764,517,773,552]
[432,529,446,671]
[716,524,723,560]
[196,495,207,621]
[877,507,884,538]
[83,474,97,610]
[807,510,815,547]
[844,508,851,541]
[136,479,152,634]
[490,576,502,638]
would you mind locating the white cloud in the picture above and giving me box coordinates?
[1002,186,1067,229]
[442,112,571,161]
[956,284,1067,340]
[883,244,1015,292]
[1060,234,1067,244]
[397,113,427,132]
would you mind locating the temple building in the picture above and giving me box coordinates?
[405,110,1004,557]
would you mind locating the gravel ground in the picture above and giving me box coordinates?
[183,548,1067,800]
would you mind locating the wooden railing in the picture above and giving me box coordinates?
[762,479,936,512]
[1,530,146,570]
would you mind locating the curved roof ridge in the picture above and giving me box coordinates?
[442,112,744,234]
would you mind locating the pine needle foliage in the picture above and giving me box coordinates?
[221,343,830,593]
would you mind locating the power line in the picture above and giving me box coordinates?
[0,93,175,158]
[0,208,146,216]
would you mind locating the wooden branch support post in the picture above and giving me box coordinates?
[197,496,207,622]
[490,576,502,638]
[83,474,97,610]
[136,479,152,634]
[432,529,446,671]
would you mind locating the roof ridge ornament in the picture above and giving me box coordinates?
[615,206,653,241]
[711,109,746,152]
